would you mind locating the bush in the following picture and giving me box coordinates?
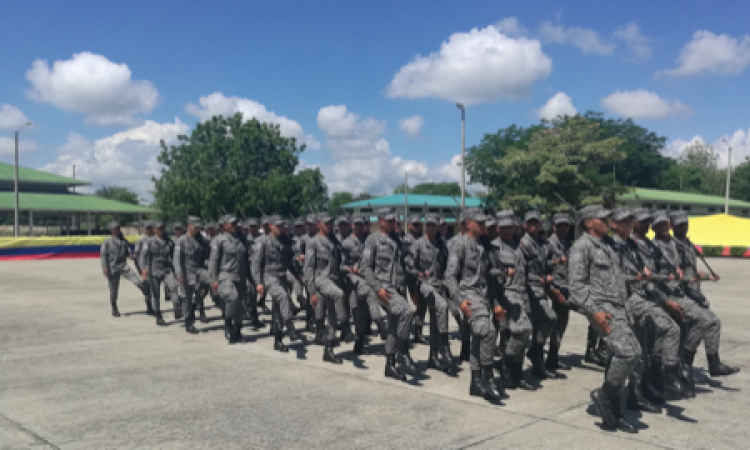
[701,246,724,257]
[730,246,748,258]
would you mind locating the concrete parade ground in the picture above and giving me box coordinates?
[1,259,748,449]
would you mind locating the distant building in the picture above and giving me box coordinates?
[618,187,750,217]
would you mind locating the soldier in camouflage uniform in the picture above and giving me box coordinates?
[544,213,573,373]
[140,222,179,327]
[666,212,739,380]
[409,213,453,372]
[519,210,559,379]
[403,215,428,346]
[242,218,264,329]
[209,215,248,344]
[445,208,505,403]
[252,215,301,352]
[361,208,416,381]
[341,215,386,355]
[174,216,212,334]
[132,221,154,315]
[609,208,682,414]
[448,213,472,363]
[100,221,151,317]
[489,210,535,391]
[568,205,641,433]
[304,213,349,364]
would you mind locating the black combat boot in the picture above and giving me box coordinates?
[286,319,299,342]
[501,356,518,389]
[643,356,665,402]
[385,355,405,381]
[427,338,447,372]
[314,320,326,345]
[111,300,120,317]
[546,343,570,371]
[440,333,454,365]
[305,305,316,332]
[513,359,536,391]
[626,374,662,414]
[339,320,355,344]
[198,303,209,323]
[185,322,199,334]
[225,318,236,344]
[459,322,471,364]
[274,330,288,353]
[145,297,155,316]
[413,316,429,345]
[590,381,619,430]
[584,327,605,366]
[258,301,271,315]
[155,313,166,326]
[398,339,416,372]
[354,334,369,355]
[482,365,504,403]
[376,317,388,341]
[173,298,183,319]
[528,344,556,379]
[663,364,690,399]
[469,369,487,398]
[611,392,638,433]
[249,309,265,329]
[680,350,697,398]
[323,342,343,364]
[708,353,740,377]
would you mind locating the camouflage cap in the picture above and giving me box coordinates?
[485,217,497,227]
[294,217,305,226]
[407,214,422,224]
[317,212,334,223]
[652,210,670,225]
[224,214,239,224]
[376,208,397,221]
[336,215,350,225]
[245,218,259,227]
[612,207,635,222]
[670,211,689,226]
[439,216,447,225]
[633,208,652,222]
[524,210,541,223]
[270,215,285,226]
[108,220,120,229]
[187,216,203,228]
[552,212,572,225]
[143,220,154,228]
[464,208,488,223]
[577,205,612,224]
[306,214,317,224]
[260,215,270,226]
[496,210,516,227]
[352,215,366,224]
[153,221,165,228]
[424,213,440,224]
[173,221,184,230]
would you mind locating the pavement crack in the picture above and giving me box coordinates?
[0,410,60,449]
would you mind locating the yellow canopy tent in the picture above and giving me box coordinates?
[648,214,750,247]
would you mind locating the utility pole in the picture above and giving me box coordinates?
[14,122,31,237]
[456,103,466,208]
[723,138,732,214]
[404,172,408,230]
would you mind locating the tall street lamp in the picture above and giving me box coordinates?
[14,122,31,237]
[456,103,466,208]
[722,138,732,215]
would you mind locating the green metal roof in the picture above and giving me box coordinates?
[0,192,158,214]
[619,187,750,208]
[344,194,484,209]
[0,162,90,186]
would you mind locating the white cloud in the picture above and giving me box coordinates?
[495,17,529,37]
[317,105,389,159]
[537,92,577,120]
[185,92,319,150]
[38,118,189,199]
[386,25,552,105]
[0,136,38,157]
[663,131,750,168]
[26,52,159,126]
[538,21,615,55]
[601,90,693,120]
[614,23,652,61]
[398,115,424,138]
[0,104,31,131]
[657,30,750,78]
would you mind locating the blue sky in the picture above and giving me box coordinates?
[1,0,749,201]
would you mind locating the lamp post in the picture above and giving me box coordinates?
[456,103,466,208]
[722,138,732,214]
[14,122,31,237]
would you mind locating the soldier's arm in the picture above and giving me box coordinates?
[567,243,596,318]
[250,240,264,287]
[140,242,151,275]
[303,239,317,296]
[361,237,381,293]
[444,242,464,307]
[174,239,185,281]
[404,240,419,277]
[100,240,109,271]
[209,239,222,284]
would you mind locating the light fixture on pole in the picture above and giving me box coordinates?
[456,103,466,208]
[722,138,732,214]
[14,122,31,237]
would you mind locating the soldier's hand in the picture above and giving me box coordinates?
[560,255,567,264]
[141,270,148,280]
[504,267,515,278]
[377,288,392,304]
[102,269,108,277]
[550,288,565,305]
[298,255,305,261]
[256,284,264,297]
[493,305,505,321]
[592,311,612,335]
[644,266,652,278]
[178,276,184,284]
[211,282,219,295]
[460,300,473,318]
[676,268,684,280]
[667,273,676,281]
[546,275,553,284]
[311,294,319,309]
[711,274,720,282]
[352,267,359,274]
[635,272,644,281]
[665,300,684,320]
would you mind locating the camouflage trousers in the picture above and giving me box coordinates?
[419,284,450,334]
[107,266,149,307]
[314,279,349,343]
[593,303,642,388]
[148,272,178,315]
[381,286,414,356]
[502,290,533,362]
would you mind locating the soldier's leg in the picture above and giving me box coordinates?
[108,273,121,316]
[384,289,415,379]
[149,275,166,325]
[353,282,373,355]
[234,282,247,337]
[468,301,502,402]
[268,282,298,350]
[408,281,427,345]
[528,294,558,378]
[502,299,534,390]
[547,296,571,371]
[316,283,343,364]
[164,272,182,319]
[219,280,240,344]
[364,284,387,340]
[182,283,199,333]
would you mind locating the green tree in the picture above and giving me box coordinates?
[95,186,142,228]
[328,191,355,214]
[730,158,750,202]
[393,182,462,196]
[677,140,725,195]
[500,115,626,209]
[153,113,327,220]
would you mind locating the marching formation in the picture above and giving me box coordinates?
[99,205,740,433]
